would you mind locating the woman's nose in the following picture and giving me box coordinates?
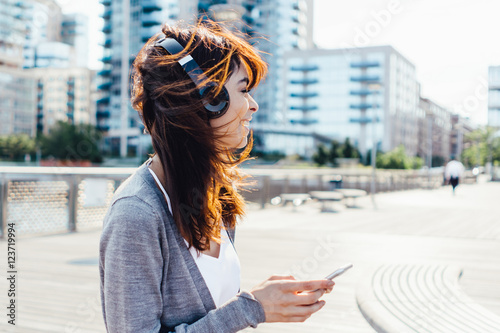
[248,94,259,113]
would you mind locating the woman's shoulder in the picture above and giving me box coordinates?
[104,164,167,229]
[111,163,162,207]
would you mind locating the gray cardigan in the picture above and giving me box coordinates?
[99,160,266,332]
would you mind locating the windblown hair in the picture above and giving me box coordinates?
[131,21,267,251]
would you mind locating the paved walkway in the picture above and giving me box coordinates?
[1,180,499,332]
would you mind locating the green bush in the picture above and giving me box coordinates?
[376,145,423,169]
[37,121,103,163]
[0,134,36,161]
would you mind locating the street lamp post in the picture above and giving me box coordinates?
[368,83,382,208]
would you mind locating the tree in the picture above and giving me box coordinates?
[376,145,423,169]
[312,144,328,166]
[341,137,359,158]
[38,121,103,163]
[461,126,500,168]
[0,134,36,161]
[328,140,341,166]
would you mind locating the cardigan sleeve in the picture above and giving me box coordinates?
[167,291,266,332]
[100,196,265,333]
[100,197,166,332]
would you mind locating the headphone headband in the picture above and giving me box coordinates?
[155,38,230,118]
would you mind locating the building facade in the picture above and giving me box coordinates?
[261,45,420,159]
[488,66,500,128]
[28,67,95,135]
[22,0,63,68]
[61,14,90,68]
[450,114,474,161]
[245,0,314,126]
[417,97,453,166]
[98,0,197,157]
[0,68,36,136]
[0,0,37,136]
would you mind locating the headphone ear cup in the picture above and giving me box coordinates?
[199,83,230,119]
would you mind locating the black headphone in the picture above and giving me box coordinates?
[155,38,230,119]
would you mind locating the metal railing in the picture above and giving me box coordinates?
[0,166,472,237]
[0,166,135,238]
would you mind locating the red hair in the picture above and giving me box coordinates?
[131,21,267,251]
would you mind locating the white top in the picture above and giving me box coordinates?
[445,160,465,178]
[147,159,241,308]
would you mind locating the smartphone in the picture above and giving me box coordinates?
[324,263,353,280]
[308,264,353,293]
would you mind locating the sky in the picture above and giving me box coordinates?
[314,0,500,125]
[56,0,500,125]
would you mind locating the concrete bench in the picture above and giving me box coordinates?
[271,193,311,208]
[308,191,344,212]
[357,264,500,332]
[333,188,367,207]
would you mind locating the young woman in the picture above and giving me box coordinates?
[99,21,334,332]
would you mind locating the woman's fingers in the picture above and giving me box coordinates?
[283,300,326,318]
[295,289,326,305]
[282,279,334,293]
[268,274,296,281]
[251,277,333,323]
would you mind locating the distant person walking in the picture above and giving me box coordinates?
[445,159,465,194]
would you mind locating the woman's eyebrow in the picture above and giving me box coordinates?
[238,77,249,85]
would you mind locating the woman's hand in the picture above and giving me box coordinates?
[250,275,335,323]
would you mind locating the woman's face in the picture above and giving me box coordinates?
[210,64,259,150]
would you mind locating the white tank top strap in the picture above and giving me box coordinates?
[147,159,173,215]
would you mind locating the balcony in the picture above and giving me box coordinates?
[37,103,43,109]
[101,10,112,20]
[97,124,110,132]
[98,69,112,77]
[102,39,112,48]
[142,12,162,27]
[36,124,43,131]
[290,78,318,85]
[349,103,379,109]
[98,81,112,90]
[350,75,380,83]
[290,118,318,125]
[290,105,318,111]
[96,111,111,119]
[349,117,380,124]
[103,23,112,34]
[101,55,112,64]
[290,92,318,98]
[142,0,162,12]
[350,61,380,68]
[66,113,74,118]
[97,97,110,104]
[290,65,319,71]
[242,14,254,25]
[36,113,43,118]
[350,89,378,96]
[67,101,74,108]
[100,0,111,6]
